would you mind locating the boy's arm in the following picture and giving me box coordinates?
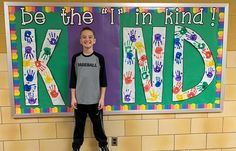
[71,88,77,109]
[98,87,106,110]
[98,54,107,110]
[70,55,78,109]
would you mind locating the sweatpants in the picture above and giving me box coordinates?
[72,103,108,149]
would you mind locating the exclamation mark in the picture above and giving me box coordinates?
[211,7,216,26]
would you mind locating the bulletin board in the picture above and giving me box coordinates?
[4,2,228,117]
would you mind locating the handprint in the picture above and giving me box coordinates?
[26,69,35,82]
[147,89,159,101]
[49,84,59,98]
[124,41,134,65]
[173,81,182,94]
[24,46,34,59]
[24,84,36,92]
[206,67,215,78]
[124,89,132,102]
[153,33,162,46]
[154,46,163,59]
[141,66,149,80]
[124,71,133,85]
[175,52,182,64]
[41,47,52,60]
[175,70,182,81]
[174,37,182,49]
[27,92,37,104]
[144,80,151,92]
[128,29,137,42]
[35,61,46,72]
[24,30,33,43]
[44,72,53,84]
[154,61,163,73]
[47,32,58,45]
[138,55,147,67]
[154,77,162,87]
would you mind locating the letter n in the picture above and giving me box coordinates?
[122,27,166,103]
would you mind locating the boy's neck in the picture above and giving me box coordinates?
[83,48,94,55]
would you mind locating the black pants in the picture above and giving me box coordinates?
[72,104,108,149]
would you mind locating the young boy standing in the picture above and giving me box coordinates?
[70,27,109,151]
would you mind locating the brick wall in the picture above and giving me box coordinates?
[0,0,236,151]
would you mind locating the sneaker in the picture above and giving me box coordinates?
[100,146,109,151]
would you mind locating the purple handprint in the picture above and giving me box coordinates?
[153,33,162,46]
[175,70,182,81]
[124,89,132,102]
[24,46,34,59]
[128,29,137,42]
[186,32,198,41]
[27,92,37,104]
[154,61,163,73]
[206,67,215,78]
[47,32,58,45]
[26,69,35,82]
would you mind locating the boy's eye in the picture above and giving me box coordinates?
[81,35,93,39]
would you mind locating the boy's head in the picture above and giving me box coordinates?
[80,27,96,50]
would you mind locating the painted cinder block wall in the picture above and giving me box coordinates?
[0,0,236,151]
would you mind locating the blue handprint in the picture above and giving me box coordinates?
[24,84,36,92]
[124,41,134,65]
[26,69,35,82]
[174,37,182,49]
[155,77,162,87]
[24,30,33,43]
[175,52,182,64]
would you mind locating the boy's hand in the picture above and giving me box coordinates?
[98,98,104,110]
[71,98,77,109]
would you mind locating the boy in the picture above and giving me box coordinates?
[70,27,109,151]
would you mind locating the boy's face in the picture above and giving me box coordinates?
[80,30,96,49]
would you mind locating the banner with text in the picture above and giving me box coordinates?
[4,3,228,117]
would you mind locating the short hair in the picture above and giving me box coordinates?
[80,27,95,37]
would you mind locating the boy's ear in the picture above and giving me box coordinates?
[93,38,96,44]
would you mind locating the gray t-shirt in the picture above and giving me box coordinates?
[69,51,107,104]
